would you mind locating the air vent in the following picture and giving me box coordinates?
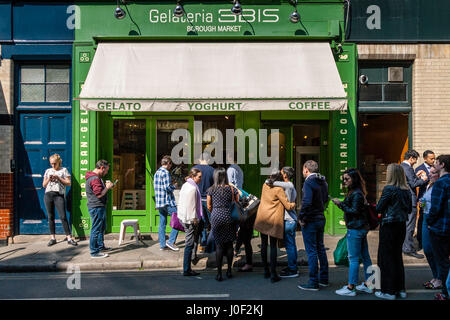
[388,67,403,82]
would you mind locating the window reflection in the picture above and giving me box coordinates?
[113,119,146,210]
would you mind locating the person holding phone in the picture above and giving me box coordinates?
[43,154,76,246]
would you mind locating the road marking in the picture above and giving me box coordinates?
[13,294,230,300]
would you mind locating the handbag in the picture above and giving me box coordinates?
[169,212,185,232]
[365,202,380,231]
[333,233,349,266]
[231,201,244,223]
[242,194,260,217]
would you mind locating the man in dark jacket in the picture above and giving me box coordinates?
[298,160,329,291]
[400,150,428,258]
[85,160,115,258]
[427,154,450,300]
[415,150,435,250]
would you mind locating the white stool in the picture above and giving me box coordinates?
[118,219,141,246]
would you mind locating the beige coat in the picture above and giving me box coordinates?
[254,184,296,239]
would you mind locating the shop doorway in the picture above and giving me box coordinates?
[295,146,320,208]
[293,124,322,208]
[358,113,409,202]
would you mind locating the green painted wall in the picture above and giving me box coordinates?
[75,1,345,41]
[72,0,355,236]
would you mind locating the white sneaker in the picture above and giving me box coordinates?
[166,242,180,251]
[356,282,374,294]
[398,291,407,299]
[91,253,109,259]
[335,285,356,297]
[375,291,396,300]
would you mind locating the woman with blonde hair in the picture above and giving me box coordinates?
[42,154,76,246]
[375,163,412,300]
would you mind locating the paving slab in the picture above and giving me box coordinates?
[0,231,428,273]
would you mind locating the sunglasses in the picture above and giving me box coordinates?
[342,177,350,181]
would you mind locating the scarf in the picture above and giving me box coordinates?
[187,178,203,220]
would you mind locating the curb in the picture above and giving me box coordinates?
[0,260,429,273]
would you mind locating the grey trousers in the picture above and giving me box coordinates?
[402,206,418,253]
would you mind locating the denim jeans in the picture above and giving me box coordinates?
[88,206,106,255]
[284,220,298,272]
[158,205,179,249]
[422,217,440,279]
[200,200,211,247]
[301,219,329,286]
[347,228,372,285]
[447,271,450,295]
[429,230,450,296]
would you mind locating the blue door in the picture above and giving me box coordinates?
[17,112,72,234]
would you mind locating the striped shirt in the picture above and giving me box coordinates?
[153,167,176,209]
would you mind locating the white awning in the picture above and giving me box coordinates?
[79,42,347,112]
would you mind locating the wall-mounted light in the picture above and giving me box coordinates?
[289,0,300,23]
[174,1,185,17]
[231,0,242,15]
[114,0,126,19]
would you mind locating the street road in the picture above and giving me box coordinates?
[0,266,440,301]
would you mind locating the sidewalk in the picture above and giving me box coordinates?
[0,231,428,273]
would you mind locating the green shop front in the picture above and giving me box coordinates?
[72,0,357,238]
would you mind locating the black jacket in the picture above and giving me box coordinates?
[339,188,369,230]
[376,185,412,225]
[415,163,431,200]
[299,173,329,222]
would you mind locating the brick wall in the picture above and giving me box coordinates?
[0,46,14,242]
[0,174,13,240]
[413,50,450,158]
[358,44,450,164]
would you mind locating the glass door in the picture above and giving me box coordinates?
[151,117,194,232]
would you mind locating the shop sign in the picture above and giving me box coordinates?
[149,8,279,34]
[80,99,347,112]
[79,105,90,199]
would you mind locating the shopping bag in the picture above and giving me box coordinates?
[333,234,349,266]
[169,212,185,232]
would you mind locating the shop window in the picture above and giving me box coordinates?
[293,125,321,147]
[20,65,70,103]
[384,84,407,101]
[358,62,411,105]
[193,116,235,167]
[359,84,383,101]
[113,119,146,211]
